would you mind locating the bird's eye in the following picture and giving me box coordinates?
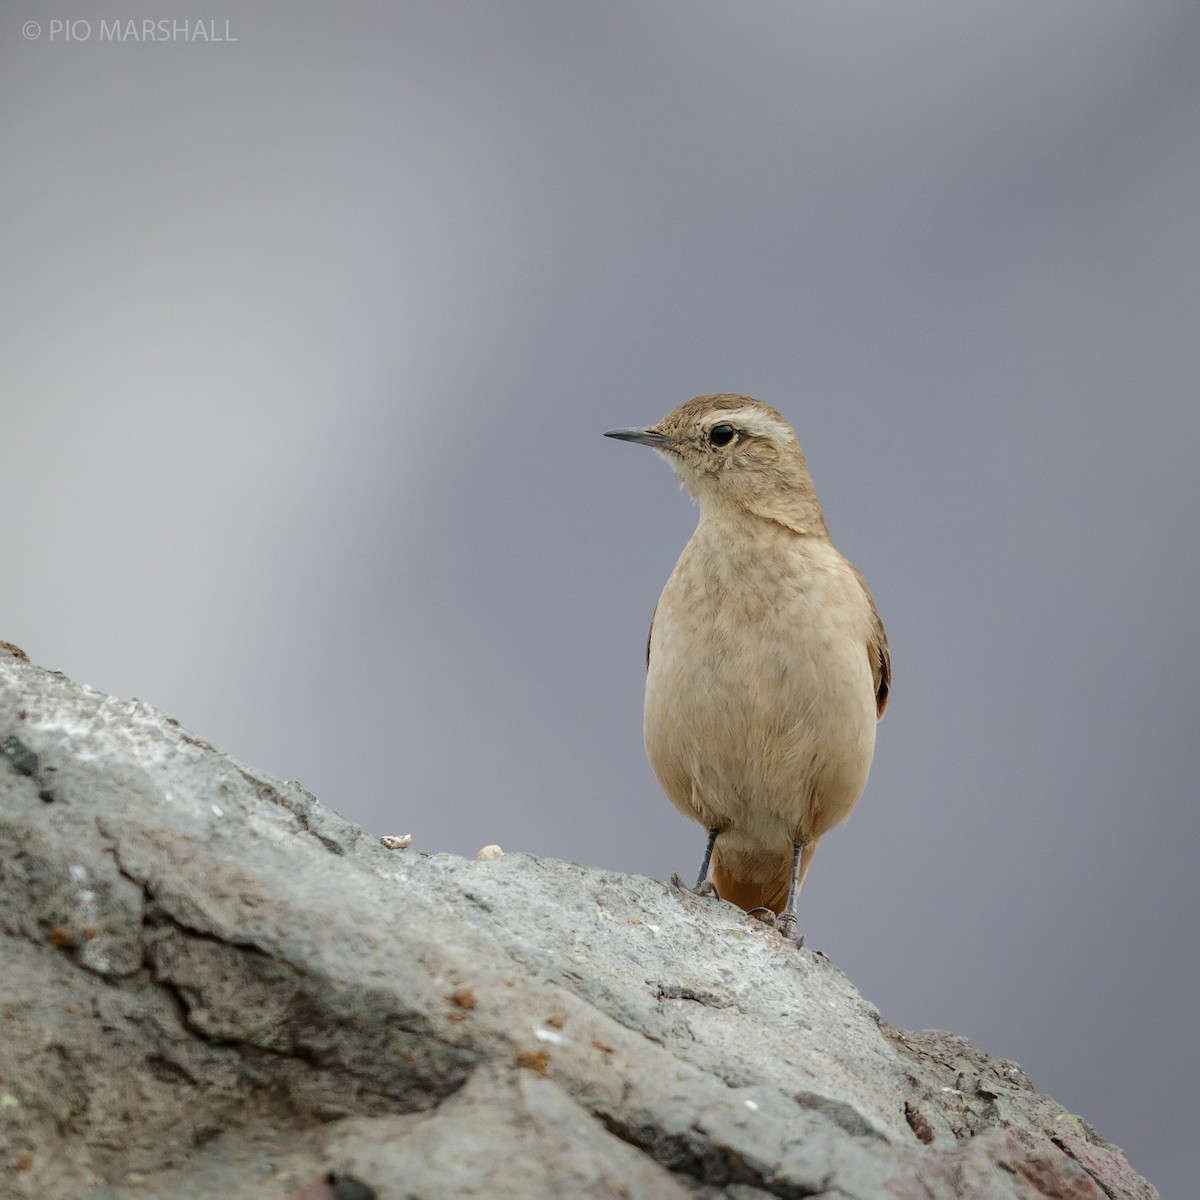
[708,424,737,447]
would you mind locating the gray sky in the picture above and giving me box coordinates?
[4,2,1198,1191]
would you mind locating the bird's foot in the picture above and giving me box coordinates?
[670,873,721,901]
[746,908,805,947]
[776,912,805,948]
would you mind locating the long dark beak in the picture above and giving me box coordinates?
[603,426,674,449]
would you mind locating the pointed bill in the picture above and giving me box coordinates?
[603,427,674,449]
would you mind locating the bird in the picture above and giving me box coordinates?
[604,394,889,942]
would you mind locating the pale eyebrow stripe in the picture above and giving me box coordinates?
[708,409,791,440]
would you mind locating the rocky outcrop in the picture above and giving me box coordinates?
[0,652,1157,1199]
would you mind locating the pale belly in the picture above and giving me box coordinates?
[643,536,877,856]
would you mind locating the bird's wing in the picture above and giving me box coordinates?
[646,602,657,670]
[851,565,890,719]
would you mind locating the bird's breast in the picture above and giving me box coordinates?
[643,526,877,841]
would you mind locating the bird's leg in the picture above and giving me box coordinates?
[670,826,721,900]
[695,825,719,890]
[775,840,808,947]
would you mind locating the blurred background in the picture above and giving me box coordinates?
[3,1,1197,1191]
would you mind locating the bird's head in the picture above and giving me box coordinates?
[605,393,827,536]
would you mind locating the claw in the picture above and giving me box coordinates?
[671,873,721,902]
[776,912,805,948]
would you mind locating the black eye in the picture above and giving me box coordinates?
[708,424,737,447]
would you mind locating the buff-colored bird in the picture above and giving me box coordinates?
[605,394,889,941]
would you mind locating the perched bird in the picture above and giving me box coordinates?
[605,394,889,941]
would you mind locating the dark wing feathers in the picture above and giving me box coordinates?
[850,564,890,719]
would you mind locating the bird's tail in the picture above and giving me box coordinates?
[711,843,816,915]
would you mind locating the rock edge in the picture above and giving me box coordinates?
[0,653,1157,1199]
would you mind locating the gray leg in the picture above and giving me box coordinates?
[775,841,807,946]
[694,826,719,890]
[670,827,721,900]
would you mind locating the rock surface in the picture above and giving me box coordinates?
[0,653,1157,1199]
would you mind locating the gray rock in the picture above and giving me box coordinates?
[0,656,1158,1199]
